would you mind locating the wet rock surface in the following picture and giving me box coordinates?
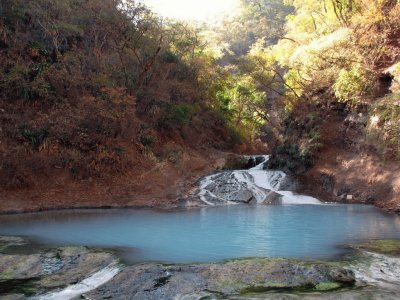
[200,172,257,204]
[86,258,355,300]
[261,191,283,205]
[190,155,322,207]
[1,238,400,300]
[0,237,117,298]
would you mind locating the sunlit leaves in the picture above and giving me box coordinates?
[334,65,369,103]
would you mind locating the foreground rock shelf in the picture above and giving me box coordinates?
[1,236,400,299]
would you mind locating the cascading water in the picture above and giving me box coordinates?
[197,155,321,206]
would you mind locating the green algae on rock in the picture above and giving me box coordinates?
[357,240,400,255]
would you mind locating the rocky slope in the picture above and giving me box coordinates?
[297,111,400,214]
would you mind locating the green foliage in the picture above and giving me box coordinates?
[334,66,369,103]
[314,282,342,291]
[140,134,155,148]
[159,103,197,128]
[245,0,400,167]
[267,0,399,109]
[29,42,50,56]
[217,0,293,55]
[210,73,268,142]
[32,62,50,76]
[21,127,49,149]
[160,51,180,64]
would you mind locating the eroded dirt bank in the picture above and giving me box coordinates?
[0,149,234,214]
[297,112,400,214]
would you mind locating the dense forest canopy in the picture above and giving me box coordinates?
[0,0,399,188]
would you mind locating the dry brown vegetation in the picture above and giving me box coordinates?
[0,0,242,198]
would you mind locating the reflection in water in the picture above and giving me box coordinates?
[0,205,400,263]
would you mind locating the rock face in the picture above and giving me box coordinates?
[245,157,257,169]
[262,191,283,205]
[198,172,256,205]
[86,258,355,300]
[194,155,320,206]
[0,237,118,299]
[2,236,400,300]
[255,156,266,165]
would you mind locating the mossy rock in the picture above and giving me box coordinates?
[358,240,400,255]
[314,282,342,291]
[240,282,315,294]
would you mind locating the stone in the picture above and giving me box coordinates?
[231,188,254,203]
[321,173,335,194]
[262,191,283,205]
[86,258,356,299]
[255,156,266,165]
[245,157,256,169]
[344,112,368,128]
[0,238,117,298]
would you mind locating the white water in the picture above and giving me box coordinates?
[33,264,120,300]
[198,155,321,206]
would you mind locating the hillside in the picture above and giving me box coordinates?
[258,0,400,212]
[1,0,400,214]
[0,0,267,212]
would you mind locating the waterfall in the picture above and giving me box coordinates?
[197,155,321,206]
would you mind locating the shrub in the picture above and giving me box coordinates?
[334,66,371,104]
[158,103,196,128]
[160,51,179,64]
[140,134,155,148]
[21,127,49,149]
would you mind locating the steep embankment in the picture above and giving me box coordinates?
[262,0,400,214]
[298,111,400,213]
[0,149,234,214]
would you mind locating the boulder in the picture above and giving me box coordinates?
[262,191,283,205]
[255,156,266,165]
[245,157,256,169]
[231,188,254,203]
